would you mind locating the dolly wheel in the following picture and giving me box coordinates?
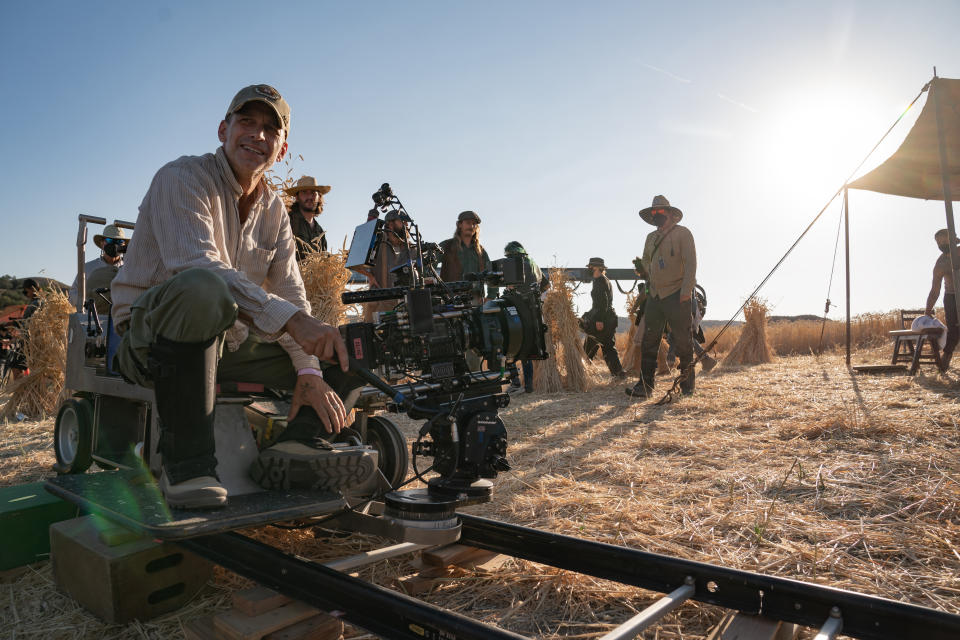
[54,398,94,474]
[366,415,409,489]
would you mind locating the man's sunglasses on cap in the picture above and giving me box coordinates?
[650,208,666,215]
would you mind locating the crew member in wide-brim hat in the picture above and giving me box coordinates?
[639,195,682,225]
[284,176,331,197]
[70,224,128,312]
[627,193,698,399]
[287,176,331,257]
[582,255,625,379]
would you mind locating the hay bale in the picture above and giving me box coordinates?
[533,337,564,393]
[619,292,643,375]
[722,297,775,366]
[0,289,72,420]
[298,246,352,326]
[541,268,588,392]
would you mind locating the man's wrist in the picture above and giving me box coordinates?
[297,367,324,379]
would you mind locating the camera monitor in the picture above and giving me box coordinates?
[346,218,384,269]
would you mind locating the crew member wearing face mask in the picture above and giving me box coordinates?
[924,228,960,371]
[627,195,697,399]
[69,224,129,314]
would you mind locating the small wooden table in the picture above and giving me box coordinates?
[889,327,943,374]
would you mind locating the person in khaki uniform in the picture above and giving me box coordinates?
[111,85,375,509]
[626,195,697,398]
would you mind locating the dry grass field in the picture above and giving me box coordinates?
[2,344,959,639]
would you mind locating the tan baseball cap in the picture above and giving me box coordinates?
[226,84,291,134]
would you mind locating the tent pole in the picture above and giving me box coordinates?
[931,76,959,357]
[844,187,851,366]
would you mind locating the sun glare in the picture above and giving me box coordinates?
[759,90,884,195]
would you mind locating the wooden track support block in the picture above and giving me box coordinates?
[50,515,213,623]
[421,544,502,568]
[706,612,800,640]
[233,586,293,617]
[207,585,344,640]
[265,613,343,640]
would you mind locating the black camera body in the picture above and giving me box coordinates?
[342,185,549,501]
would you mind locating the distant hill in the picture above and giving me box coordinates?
[768,314,823,323]
[0,274,69,308]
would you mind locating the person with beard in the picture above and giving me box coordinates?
[924,228,960,371]
[626,195,697,399]
[285,176,330,259]
[69,224,128,314]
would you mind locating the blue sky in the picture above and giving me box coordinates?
[1,1,958,320]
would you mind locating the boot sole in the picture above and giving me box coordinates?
[250,448,378,492]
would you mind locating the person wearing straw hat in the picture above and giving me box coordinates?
[110,84,375,509]
[68,224,128,314]
[924,228,960,371]
[626,195,697,398]
[285,176,331,259]
[581,257,626,380]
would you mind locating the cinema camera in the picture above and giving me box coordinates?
[342,184,548,523]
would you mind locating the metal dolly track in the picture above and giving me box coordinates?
[179,514,960,640]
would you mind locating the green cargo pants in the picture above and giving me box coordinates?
[115,268,300,390]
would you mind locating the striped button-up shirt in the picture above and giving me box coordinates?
[111,146,320,371]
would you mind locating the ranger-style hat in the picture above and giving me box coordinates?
[586,257,606,269]
[639,195,683,225]
[285,176,331,196]
[226,84,291,134]
[457,210,481,223]
[93,224,127,249]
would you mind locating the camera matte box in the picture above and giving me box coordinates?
[0,481,80,570]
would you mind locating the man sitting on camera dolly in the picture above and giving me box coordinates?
[110,84,376,510]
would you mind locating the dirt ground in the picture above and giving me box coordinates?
[1,347,958,639]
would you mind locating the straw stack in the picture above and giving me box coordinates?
[298,246,352,327]
[533,336,564,393]
[619,292,643,375]
[722,297,775,366]
[0,289,72,420]
[540,268,588,392]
